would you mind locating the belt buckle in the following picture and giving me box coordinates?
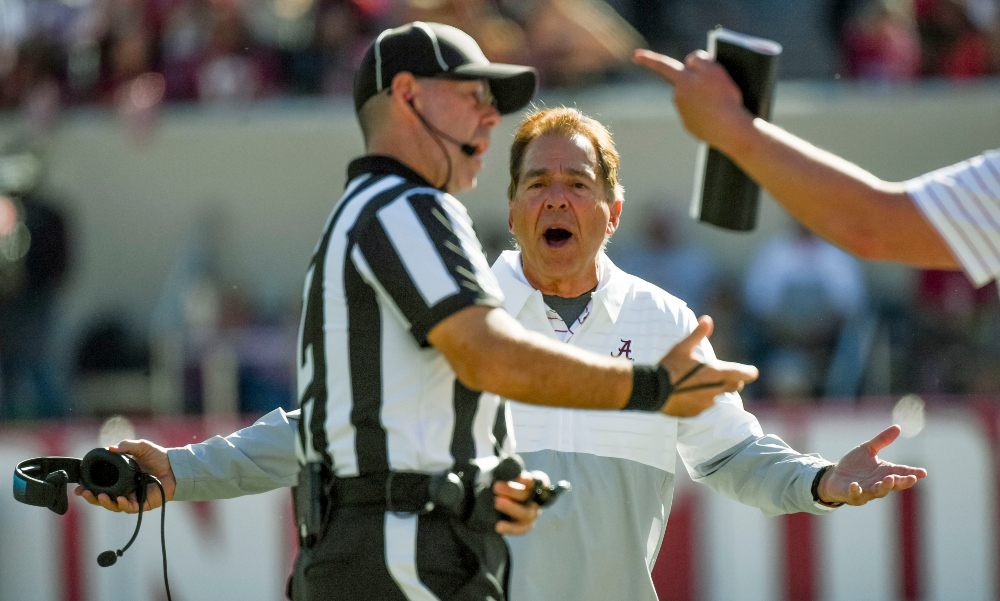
[385,472,434,516]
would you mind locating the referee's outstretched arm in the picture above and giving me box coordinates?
[633,49,961,271]
[428,305,756,417]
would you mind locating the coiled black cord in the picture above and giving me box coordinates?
[101,476,171,601]
[149,476,172,601]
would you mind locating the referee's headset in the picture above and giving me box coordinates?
[13,448,174,600]
[406,96,479,158]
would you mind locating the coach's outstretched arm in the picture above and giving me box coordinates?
[74,409,545,534]
[429,306,757,417]
[817,425,927,506]
[633,49,960,271]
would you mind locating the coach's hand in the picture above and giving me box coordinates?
[658,315,758,417]
[73,439,176,513]
[633,49,753,154]
[493,471,546,535]
[816,425,928,506]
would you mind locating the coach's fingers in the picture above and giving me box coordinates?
[75,486,115,510]
[81,488,136,513]
[633,49,685,84]
[863,425,901,456]
[847,482,864,504]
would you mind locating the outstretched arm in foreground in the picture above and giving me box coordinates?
[633,49,960,270]
[817,425,927,506]
[430,307,758,417]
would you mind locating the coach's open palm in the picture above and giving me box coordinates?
[817,425,928,506]
[74,439,176,513]
[658,316,758,417]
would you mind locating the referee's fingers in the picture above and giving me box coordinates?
[633,49,685,84]
[717,359,759,386]
[494,472,534,503]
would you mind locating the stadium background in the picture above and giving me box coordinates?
[1,0,999,599]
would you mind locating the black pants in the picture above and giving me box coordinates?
[292,504,509,601]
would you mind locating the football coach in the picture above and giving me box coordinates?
[76,22,758,601]
[497,106,926,601]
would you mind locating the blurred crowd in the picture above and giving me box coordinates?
[836,0,1000,81]
[0,0,644,124]
[1,0,998,125]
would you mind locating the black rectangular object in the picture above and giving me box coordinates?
[691,28,782,231]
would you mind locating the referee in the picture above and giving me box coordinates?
[78,22,758,601]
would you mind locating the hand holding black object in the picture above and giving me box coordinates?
[491,455,572,535]
[74,440,176,513]
[526,473,571,507]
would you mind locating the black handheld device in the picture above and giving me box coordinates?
[13,448,173,600]
[14,448,143,515]
[493,454,572,508]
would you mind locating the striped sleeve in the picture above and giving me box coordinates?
[352,189,504,345]
[905,149,1000,287]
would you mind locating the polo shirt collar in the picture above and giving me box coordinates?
[347,155,435,189]
[492,250,628,323]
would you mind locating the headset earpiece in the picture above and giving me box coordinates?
[80,448,142,501]
[44,470,70,515]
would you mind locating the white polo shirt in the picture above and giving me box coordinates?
[494,250,834,601]
[906,148,1000,288]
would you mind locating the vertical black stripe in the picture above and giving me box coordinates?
[299,174,379,464]
[492,401,508,456]
[345,254,390,474]
[451,382,480,470]
[408,194,489,296]
[354,217,434,328]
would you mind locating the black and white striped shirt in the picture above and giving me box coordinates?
[295,156,509,481]
[907,149,1000,287]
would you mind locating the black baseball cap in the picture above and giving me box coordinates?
[353,21,538,116]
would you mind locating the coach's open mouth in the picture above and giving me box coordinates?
[543,227,573,248]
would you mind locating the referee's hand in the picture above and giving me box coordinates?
[494,471,547,536]
[658,315,758,417]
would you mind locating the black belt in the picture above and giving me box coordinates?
[334,470,473,517]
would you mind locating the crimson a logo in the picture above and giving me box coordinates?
[611,339,633,360]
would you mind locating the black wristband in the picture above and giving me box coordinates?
[811,464,844,507]
[623,364,674,412]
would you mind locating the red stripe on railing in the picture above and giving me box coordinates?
[41,428,84,601]
[783,512,815,601]
[652,490,697,601]
[898,485,921,600]
[972,402,1000,601]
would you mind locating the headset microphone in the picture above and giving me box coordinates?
[407,99,478,157]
